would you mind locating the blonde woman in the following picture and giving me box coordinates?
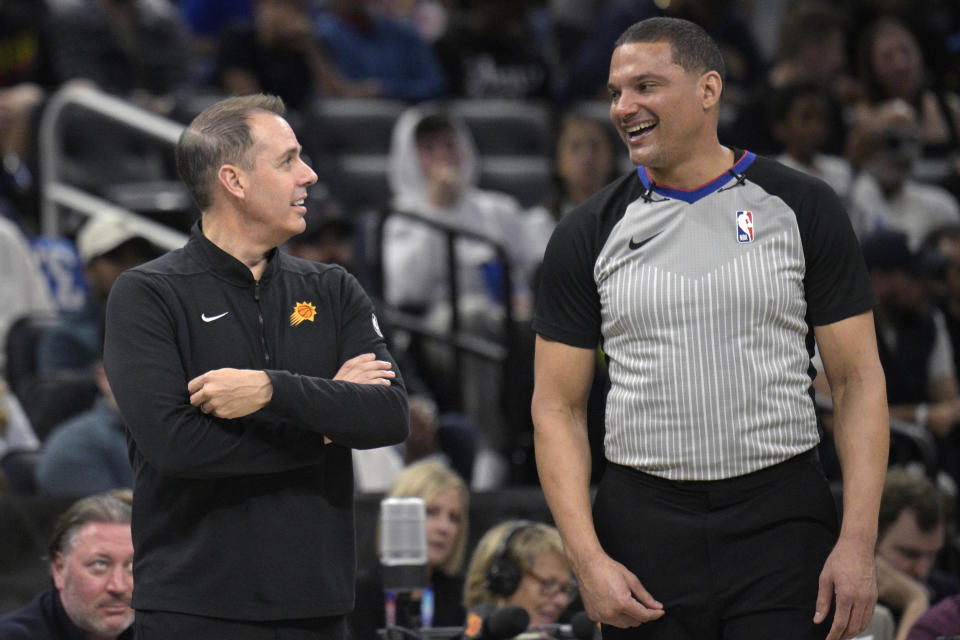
[464,520,577,634]
[350,459,470,638]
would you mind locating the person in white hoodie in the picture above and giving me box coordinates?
[382,104,535,481]
[384,105,535,314]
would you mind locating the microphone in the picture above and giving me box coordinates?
[462,605,530,639]
[380,497,429,634]
[515,611,598,639]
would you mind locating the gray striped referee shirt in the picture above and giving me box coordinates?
[533,150,876,481]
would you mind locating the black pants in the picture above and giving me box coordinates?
[133,610,348,640]
[594,450,839,639]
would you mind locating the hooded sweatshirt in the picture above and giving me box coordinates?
[382,104,537,312]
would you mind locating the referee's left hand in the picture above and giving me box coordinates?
[814,535,877,640]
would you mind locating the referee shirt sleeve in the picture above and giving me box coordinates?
[796,179,877,326]
[532,207,603,349]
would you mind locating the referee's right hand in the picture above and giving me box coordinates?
[575,551,665,628]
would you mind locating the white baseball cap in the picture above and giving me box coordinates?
[76,216,142,264]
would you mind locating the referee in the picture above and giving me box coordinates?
[531,17,888,640]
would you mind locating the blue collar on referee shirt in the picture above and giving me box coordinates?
[637,149,757,204]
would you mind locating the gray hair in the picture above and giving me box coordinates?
[47,490,132,560]
[176,94,286,210]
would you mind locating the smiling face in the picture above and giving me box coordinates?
[52,522,134,640]
[424,487,464,570]
[608,41,719,183]
[237,111,318,246]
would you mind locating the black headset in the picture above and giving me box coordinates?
[484,520,537,597]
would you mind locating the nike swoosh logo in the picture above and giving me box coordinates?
[629,232,661,251]
[201,312,229,323]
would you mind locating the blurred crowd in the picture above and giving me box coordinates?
[1,0,960,636]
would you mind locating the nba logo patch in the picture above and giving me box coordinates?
[737,210,754,243]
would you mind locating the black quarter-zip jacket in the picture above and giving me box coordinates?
[103,223,409,621]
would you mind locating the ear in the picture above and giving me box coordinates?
[51,552,66,590]
[700,71,723,111]
[217,164,246,201]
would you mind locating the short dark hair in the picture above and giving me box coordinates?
[414,112,455,145]
[614,16,726,81]
[176,94,286,211]
[47,490,133,561]
[770,81,831,124]
[878,468,948,539]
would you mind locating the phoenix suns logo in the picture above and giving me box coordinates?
[290,301,317,326]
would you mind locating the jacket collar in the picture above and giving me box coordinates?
[185,221,280,287]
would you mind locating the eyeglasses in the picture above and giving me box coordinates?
[525,569,578,600]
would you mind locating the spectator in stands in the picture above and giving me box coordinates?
[856,16,960,200]
[906,593,960,640]
[727,1,852,156]
[383,105,535,319]
[525,110,621,280]
[848,100,960,244]
[44,0,192,114]
[351,459,470,639]
[315,0,446,102]
[924,224,960,379]
[876,467,958,639]
[559,0,765,106]
[403,394,476,484]
[285,205,358,275]
[862,229,960,441]
[463,520,577,631]
[43,0,195,192]
[0,490,134,639]
[178,0,253,61]
[0,216,54,375]
[856,17,960,166]
[846,0,960,101]
[918,225,960,528]
[352,393,477,493]
[433,0,556,100]
[382,105,534,470]
[34,360,132,497]
[215,0,374,111]
[35,216,159,373]
[0,0,56,225]
[772,81,853,198]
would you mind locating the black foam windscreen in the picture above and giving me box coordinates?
[484,605,530,639]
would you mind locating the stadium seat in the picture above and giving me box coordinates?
[303,98,407,161]
[450,99,553,158]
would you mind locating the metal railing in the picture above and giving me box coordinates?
[38,84,188,249]
[374,208,519,420]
